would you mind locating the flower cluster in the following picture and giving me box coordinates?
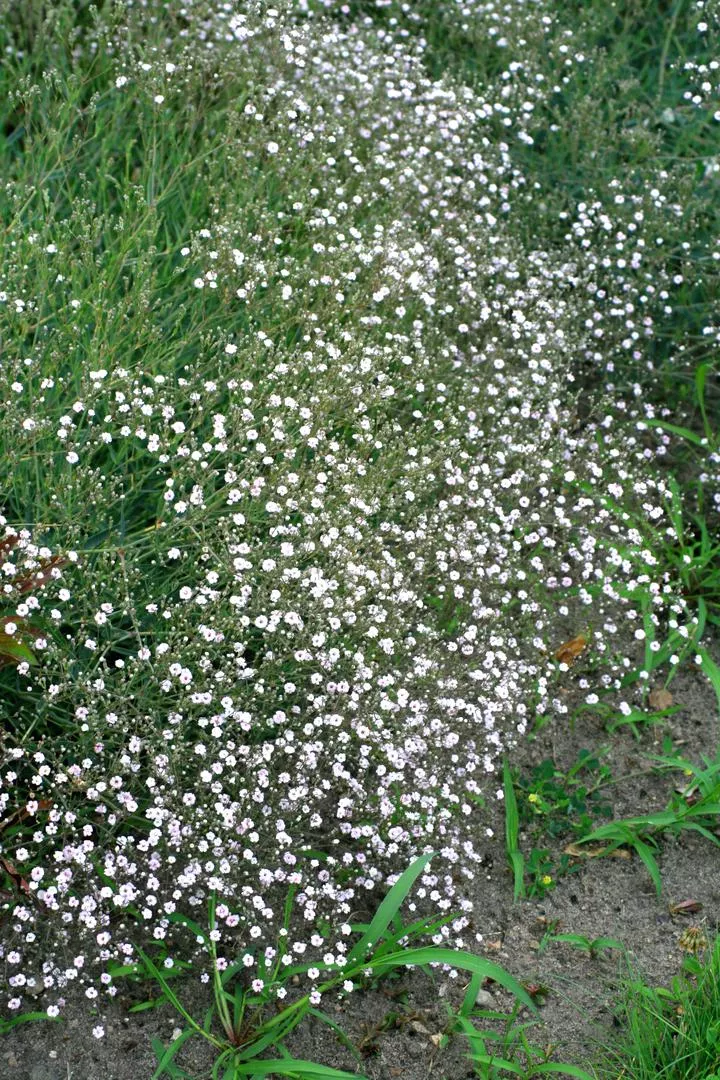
[0,0,714,1020]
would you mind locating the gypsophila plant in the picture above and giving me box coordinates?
[0,0,717,1050]
[138,854,536,1079]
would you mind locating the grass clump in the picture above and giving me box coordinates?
[594,935,720,1080]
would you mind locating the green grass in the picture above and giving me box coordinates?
[592,936,720,1079]
[137,854,538,1080]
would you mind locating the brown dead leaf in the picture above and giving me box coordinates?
[16,555,69,594]
[669,899,703,917]
[564,842,631,860]
[648,688,674,711]
[554,634,588,666]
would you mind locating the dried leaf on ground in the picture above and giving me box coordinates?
[669,899,703,917]
[554,634,588,665]
[564,842,631,859]
[648,688,674,710]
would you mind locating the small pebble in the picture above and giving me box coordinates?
[475,989,495,1007]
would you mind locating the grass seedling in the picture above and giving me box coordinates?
[543,934,626,962]
[574,753,720,895]
[504,760,526,901]
[443,995,595,1079]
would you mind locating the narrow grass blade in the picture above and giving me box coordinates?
[681,822,720,845]
[345,851,434,966]
[307,1008,362,1063]
[503,760,525,900]
[367,947,537,1012]
[531,1065,596,1078]
[695,361,715,445]
[167,911,207,944]
[238,1009,307,1060]
[459,971,484,1018]
[629,835,663,895]
[0,1011,61,1029]
[233,1060,365,1078]
[150,1030,195,1080]
[592,937,626,954]
[462,1050,526,1075]
[453,1012,488,1055]
[643,419,706,446]
[697,646,720,712]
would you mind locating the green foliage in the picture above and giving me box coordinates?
[503,760,526,902]
[543,933,626,961]
[575,751,720,894]
[442,998,595,1079]
[136,856,535,1079]
[503,752,615,898]
[593,936,720,1079]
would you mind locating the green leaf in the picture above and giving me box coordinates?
[629,835,663,896]
[129,998,167,1014]
[591,937,625,954]
[503,761,525,901]
[168,911,208,944]
[462,1051,526,1076]
[345,851,434,966]
[151,1030,195,1080]
[681,821,720,846]
[695,362,716,446]
[697,647,720,712]
[532,1065,596,1078]
[233,1060,365,1078]
[459,971,484,1018]
[0,633,37,666]
[235,1009,306,1062]
[643,418,706,446]
[549,934,591,950]
[107,961,142,979]
[307,1008,361,1063]
[0,1011,62,1030]
[367,947,536,1013]
[453,1012,488,1056]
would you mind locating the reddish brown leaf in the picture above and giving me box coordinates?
[0,534,19,560]
[554,634,588,666]
[0,798,53,834]
[669,899,703,917]
[1,857,31,896]
[15,555,69,594]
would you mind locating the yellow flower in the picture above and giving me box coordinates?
[541,875,553,886]
[528,793,539,804]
